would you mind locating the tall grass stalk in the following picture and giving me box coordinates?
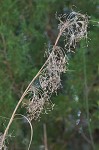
[0,11,88,149]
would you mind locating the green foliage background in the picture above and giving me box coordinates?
[0,0,99,150]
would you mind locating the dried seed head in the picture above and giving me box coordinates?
[24,85,51,121]
[27,96,45,121]
[39,46,68,93]
[58,11,88,51]
[25,45,68,121]
[23,11,88,121]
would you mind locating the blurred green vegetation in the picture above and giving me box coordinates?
[0,0,99,150]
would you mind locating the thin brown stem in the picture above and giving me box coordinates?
[1,25,65,148]
[43,123,48,150]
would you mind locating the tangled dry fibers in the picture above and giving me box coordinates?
[0,11,88,149]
